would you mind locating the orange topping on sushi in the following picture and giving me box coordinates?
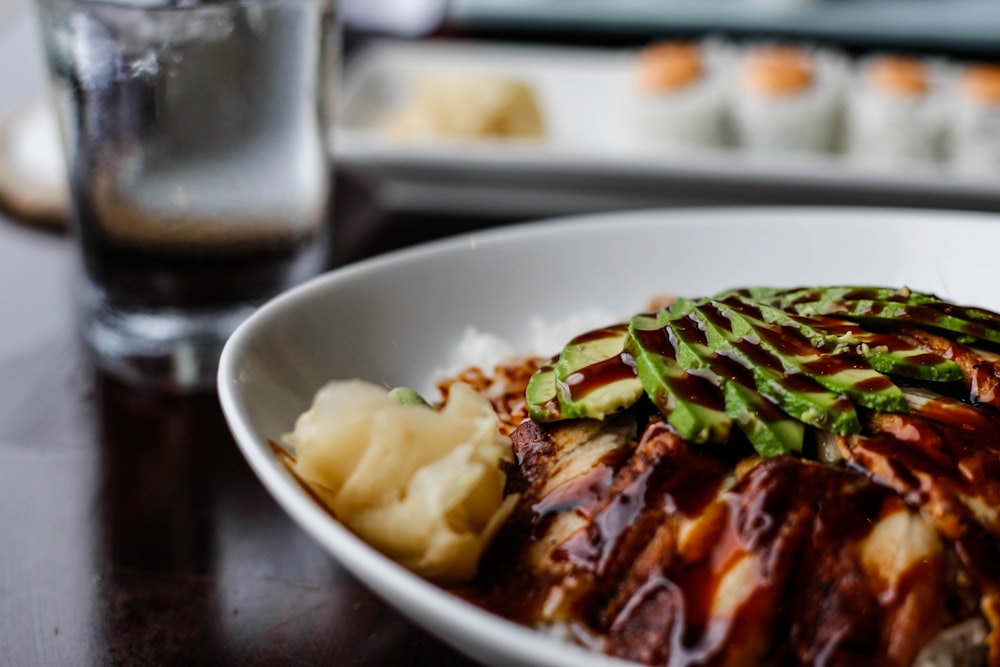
[867,56,929,97]
[741,45,813,98]
[960,64,1000,105]
[636,42,703,93]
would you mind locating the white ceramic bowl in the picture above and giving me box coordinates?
[218,206,1000,667]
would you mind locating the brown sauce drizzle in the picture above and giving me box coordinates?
[476,291,1000,664]
[554,422,731,575]
[559,324,639,401]
[633,322,679,358]
[911,303,989,339]
[632,324,727,412]
[564,353,637,401]
[849,402,1000,601]
[601,458,935,667]
[731,309,886,388]
[669,315,756,388]
[720,295,764,320]
[531,457,618,521]
[697,301,736,333]
[744,316,816,357]
[853,375,897,393]
[909,352,951,366]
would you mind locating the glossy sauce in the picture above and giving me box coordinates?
[531,463,618,521]
[852,399,1000,595]
[561,325,639,401]
[632,325,727,412]
[564,354,637,401]
[554,422,730,575]
[474,292,1000,664]
[602,457,935,666]
[669,314,756,388]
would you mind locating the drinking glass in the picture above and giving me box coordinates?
[36,0,336,390]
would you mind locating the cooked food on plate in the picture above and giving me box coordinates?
[632,40,733,149]
[732,44,847,155]
[845,54,948,167]
[951,63,1000,176]
[379,72,545,142]
[281,285,1000,666]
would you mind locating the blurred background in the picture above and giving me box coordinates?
[331,0,1000,227]
[4,0,1000,237]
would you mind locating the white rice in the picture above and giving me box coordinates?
[435,306,623,379]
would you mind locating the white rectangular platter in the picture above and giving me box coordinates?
[334,39,1000,218]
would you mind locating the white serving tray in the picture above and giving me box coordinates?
[334,39,1000,218]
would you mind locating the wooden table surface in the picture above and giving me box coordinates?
[0,171,516,666]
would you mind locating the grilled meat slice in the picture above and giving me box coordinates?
[492,415,732,627]
[478,412,641,625]
[482,415,955,667]
[602,456,944,667]
[837,393,1000,665]
[897,328,1000,409]
[550,422,733,625]
[844,400,1000,541]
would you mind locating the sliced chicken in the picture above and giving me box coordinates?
[481,415,954,667]
[603,456,944,667]
[838,392,1000,665]
[897,328,1000,409]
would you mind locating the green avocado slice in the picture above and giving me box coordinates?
[733,284,1000,345]
[711,299,908,413]
[792,299,1000,346]
[525,360,563,422]
[717,293,962,382]
[552,324,644,420]
[659,305,804,458]
[728,285,942,310]
[627,312,732,444]
[687,300,861,435]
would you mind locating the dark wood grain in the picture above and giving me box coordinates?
[0,173,501,667]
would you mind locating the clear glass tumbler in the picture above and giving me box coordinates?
[36,0,336,390]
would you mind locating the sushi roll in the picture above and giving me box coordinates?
[732,44,847,155]
[845,55,948,168]
[632,40,733,149]
[949,63,1000,177]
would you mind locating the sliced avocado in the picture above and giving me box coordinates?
[717,295,962,383]
[711,298,908,413]
[659,305,804,457]
[728,285,942,311]
[552,324,644,420]
[723,381,805,459]
[740,285,1000,345]
[791,298,1000,346]
[687,300,861,435]
[526,361,563,422]
[627,312,732,444]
